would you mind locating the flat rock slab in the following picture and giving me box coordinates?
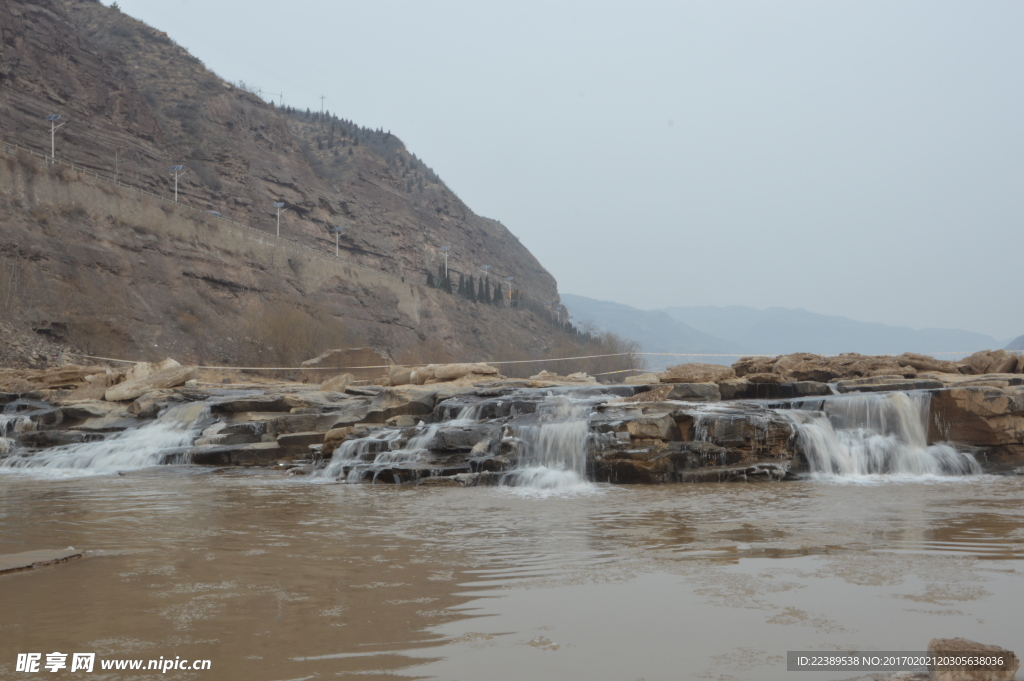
[0,548,84,575]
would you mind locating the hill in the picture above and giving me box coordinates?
[1007,335,1024,352]
[0,0,589,370]
[561,294,1001,366]
[662,305,1000,357]
[560,294,739,369]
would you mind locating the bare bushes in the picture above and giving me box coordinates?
[15,149,43,175]
[50,164,79,182]
[239,297,357,374]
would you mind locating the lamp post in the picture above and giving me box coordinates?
[45,115,66,160]
[440,246,450,279]
[506,276,514,302]
[170,165,188,202]
[273,202,286,237]
[330,227,343,257]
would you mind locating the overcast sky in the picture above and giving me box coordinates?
[110,1,1023,341]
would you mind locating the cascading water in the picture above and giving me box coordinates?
[315,405,483,483]
[780,391,981,478]
[502,395,596,490]
[0,403,212,474]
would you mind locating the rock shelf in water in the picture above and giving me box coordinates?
[0,354,1022,485]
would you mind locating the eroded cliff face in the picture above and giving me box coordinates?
[0,0,566,365]
[0,158,571,366]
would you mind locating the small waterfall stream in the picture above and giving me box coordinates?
[780,391,981,478]
[316,405,484,483]
[502,395,596,490]
[0,403,212,474]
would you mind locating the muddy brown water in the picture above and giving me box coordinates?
[1,471,1023,680]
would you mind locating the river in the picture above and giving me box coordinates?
[2,469,1022,680]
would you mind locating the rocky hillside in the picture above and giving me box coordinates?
[0,0,577,367]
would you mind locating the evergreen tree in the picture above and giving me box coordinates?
[478,278,489,304]
[427,271,436,288]
[465,276,476,301]
[492,283,503,306]
[457,274,465,296]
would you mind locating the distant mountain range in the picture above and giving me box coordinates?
[561,294,1007,370]
[1007,335,1024,352]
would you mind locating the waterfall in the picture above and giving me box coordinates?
[315,405,483,483]
[503,395,595,490]
[0,403,212,474]
[781,391,981,478]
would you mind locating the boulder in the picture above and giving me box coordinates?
[625,414,681,441]
[666,383,721,402]
[960,349,1023,375]
[733,356,778,377]
[365,389,438,422]
[389,365,414,386]
[410,366,436,385]
[320,373,354,392]
[67,371,118,400]
[104,362,197,402]
[322,426,355,455]
[624,373,661,385]
[791,381,832,397]
[896,352,964,373]
[25,365,109,388]
[928,386,1024,459]
[432,363,499,382]
[60,401,117,420]
[927,637,1019,681]
[746,372,784,384]
[659,363,735,384]
[718,379,755,400]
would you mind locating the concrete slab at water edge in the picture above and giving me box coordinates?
[0,548,84,575]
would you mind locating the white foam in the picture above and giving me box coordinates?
[782,392,981,480]
[0,403,210,476]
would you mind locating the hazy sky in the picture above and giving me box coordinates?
[109,1,1023,341]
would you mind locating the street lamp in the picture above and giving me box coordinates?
[170,165,188,202]
[45,115,66,160]
[505,276,514,302]
[273,202,286,237]
[548,301,561,325]
[440,246,450,279]
[330,226,343,257]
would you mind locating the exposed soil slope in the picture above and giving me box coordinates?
[0,0,574,366]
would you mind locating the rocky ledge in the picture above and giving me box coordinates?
[1,351,1022,484]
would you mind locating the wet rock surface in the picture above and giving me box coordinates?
[1,355,1022,485]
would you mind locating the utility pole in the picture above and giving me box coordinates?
[441,246,450,279]
[273,202,286,237]
[506,277,514,302]
[45,115,66,160]
[170,165,188,202]
[320,95,326,115]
